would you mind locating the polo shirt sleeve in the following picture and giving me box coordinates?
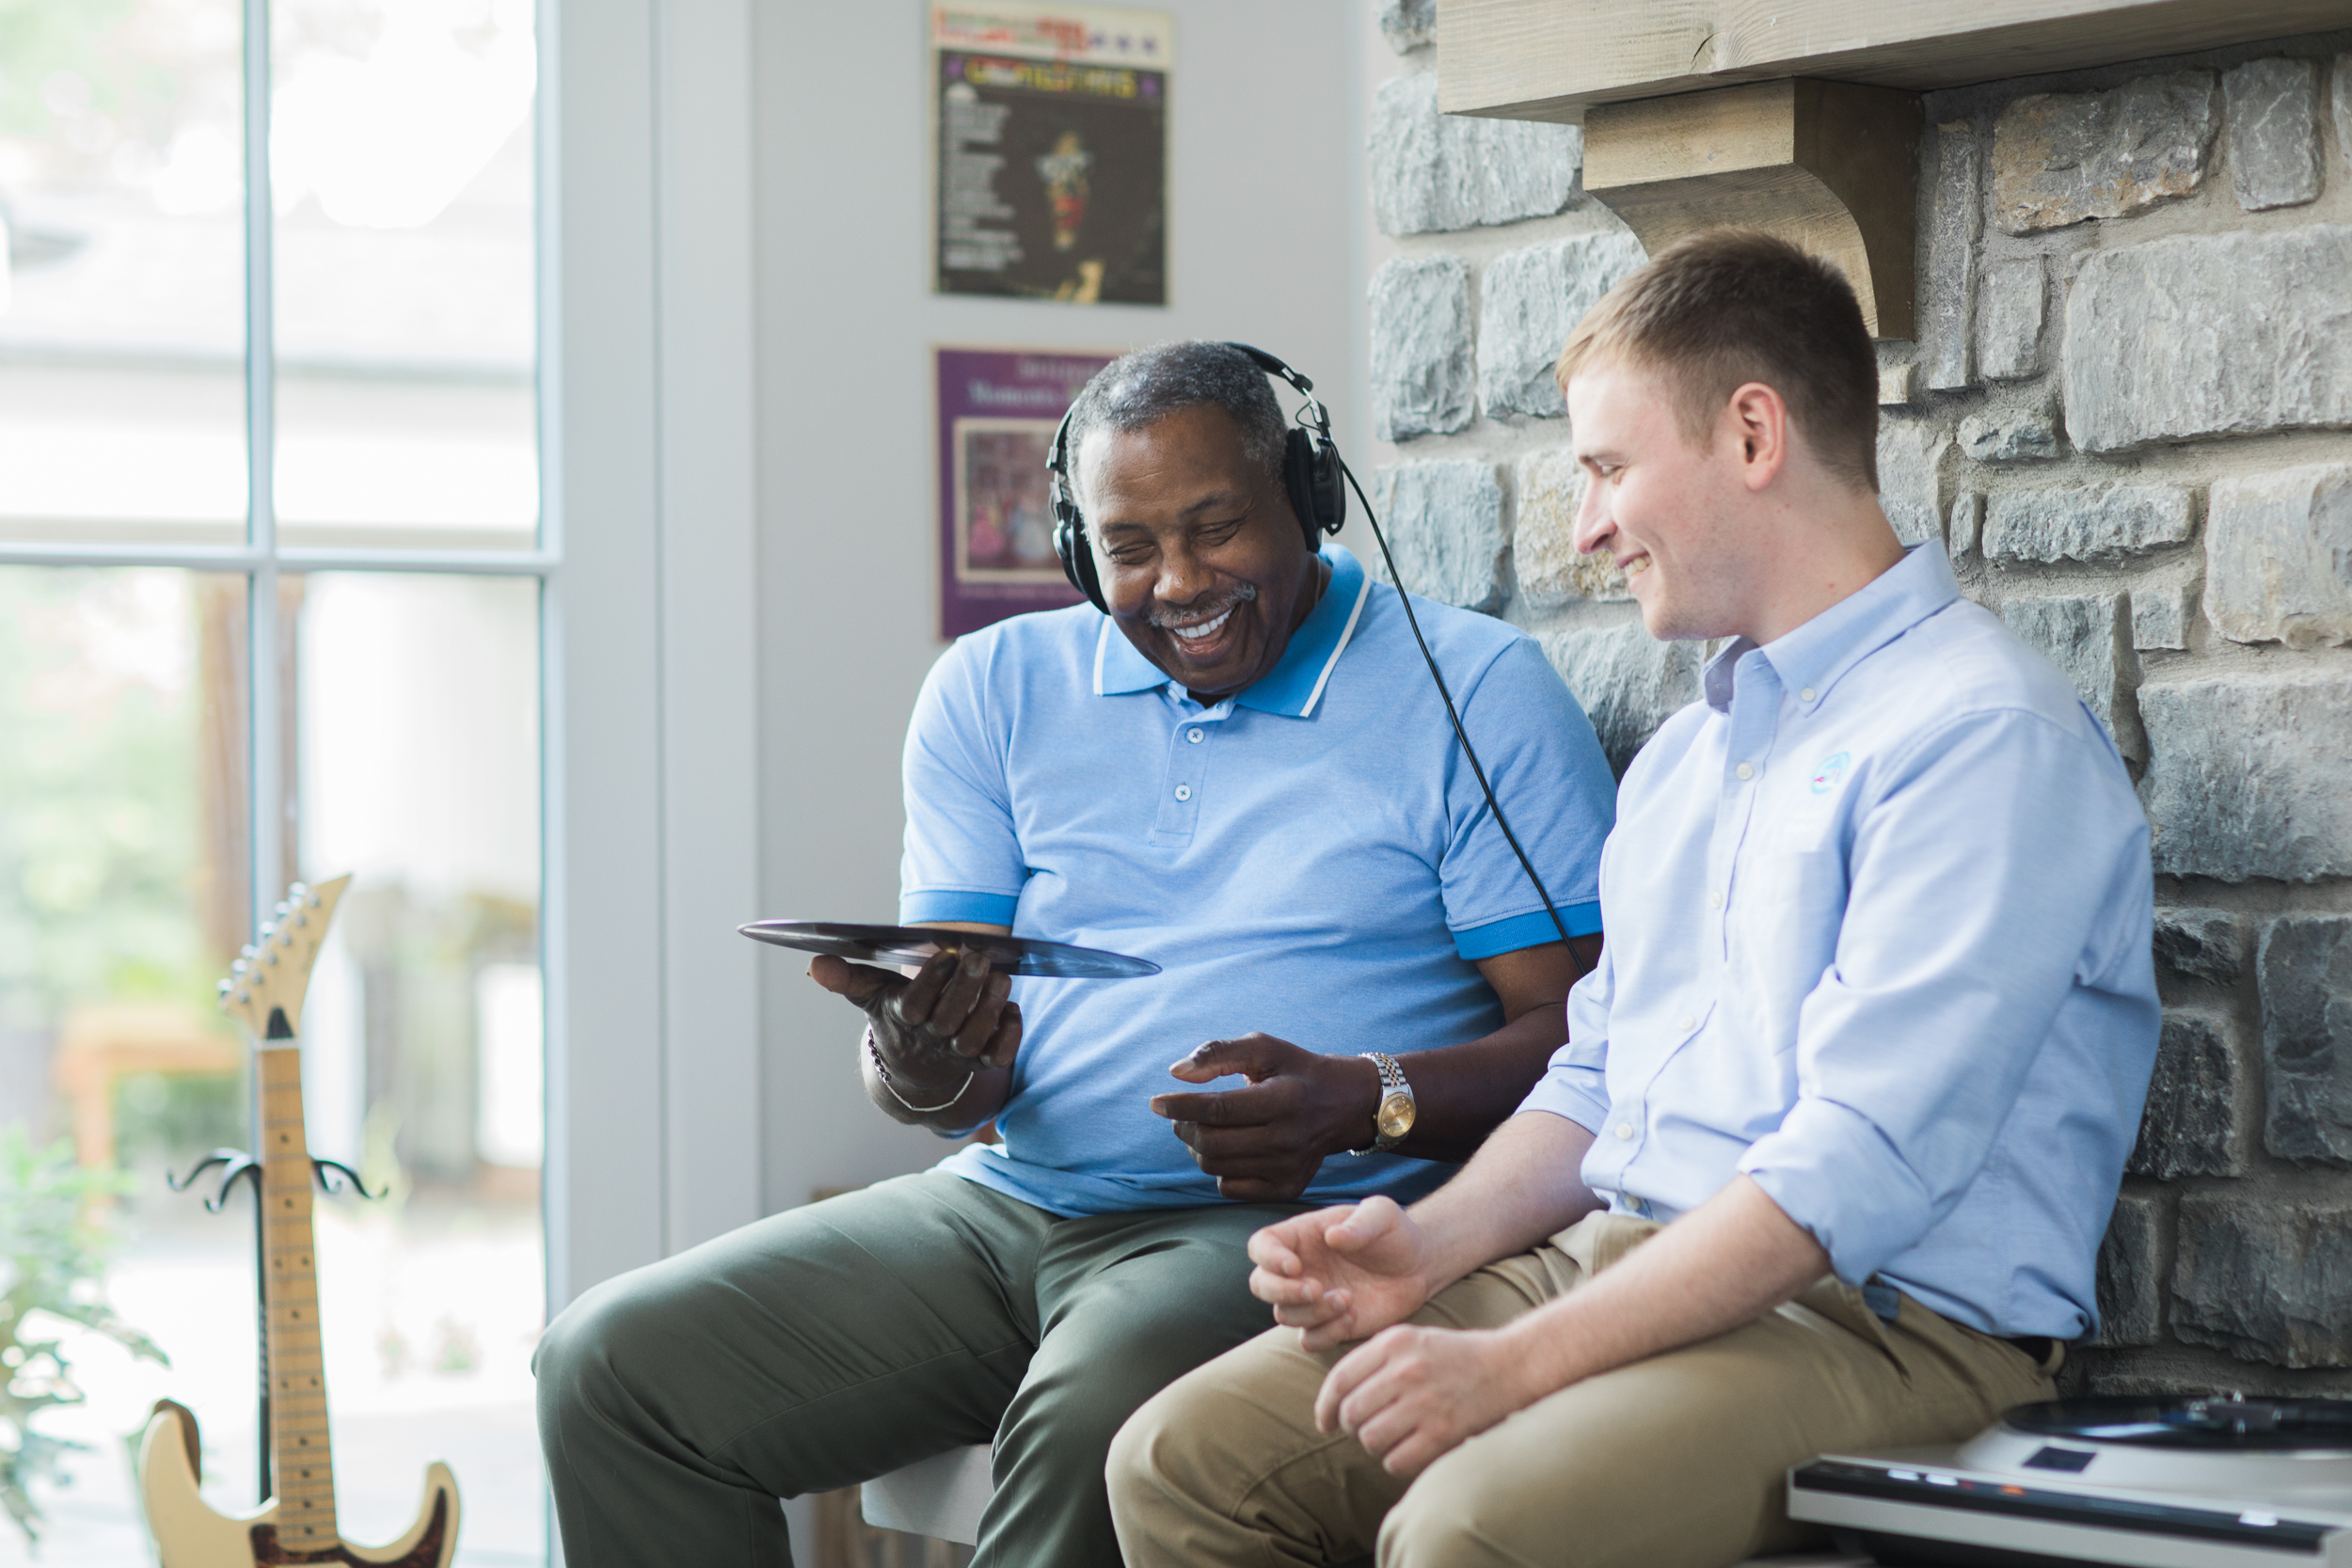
[899,639,1026,927]
[1438,636,1616,960]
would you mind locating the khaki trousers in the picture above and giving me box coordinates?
[1108,1212,2060,1568]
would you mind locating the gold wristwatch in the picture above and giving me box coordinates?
[1350,1052,1417,1155]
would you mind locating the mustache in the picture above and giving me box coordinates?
[1149,581,1256,629]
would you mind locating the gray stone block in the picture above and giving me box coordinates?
[2224,57,2322,212]
[1922,122,1982,391]
[2000,594,2140,756]
[1538,623,1702,777]
[2128,1012,2248,1179]
[2206,464,2352,650]
[1878,420,1950,546]
[2140,673,2352,881]
[1369,461,1505,612]
[1960,403,2060,463]
[1476,232,1647,420]
[2338,56,2352,179]
[2065,226,2352,453]
[2131,585,2190,652]
[1949,493,1983,559]
[1368,71,1581,238]
[1514,446,1629,610]
[1976,255,2046,381]
[1991,71,2218,233]
[2173,1194,2352,1367]
[2154,908,2248,983]
[1369,255,1474,440]
[2261,915,2352,1166]
[2091,1191,2165,1348]
[1879,360,1919,407]
[1981,484,2192,564]
[1378,0,1434,54]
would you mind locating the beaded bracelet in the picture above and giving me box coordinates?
[864,1022,975,1116]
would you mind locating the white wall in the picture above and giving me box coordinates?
[750,0,1371,1215]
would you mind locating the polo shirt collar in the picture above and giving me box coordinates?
[1702,540,1963,715]
[1091,544,1374,718]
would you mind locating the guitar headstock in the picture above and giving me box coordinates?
[217,875,352,1043]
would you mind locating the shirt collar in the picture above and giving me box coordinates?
[1090,544,1373,718]
[1701,540,1962,716]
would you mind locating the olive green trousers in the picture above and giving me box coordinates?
[533,1169,1303,1568]
[1108,1212,2063,1568]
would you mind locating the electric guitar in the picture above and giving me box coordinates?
[138,877,461,1567]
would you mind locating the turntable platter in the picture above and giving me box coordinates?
[2007,1394,2352,1451]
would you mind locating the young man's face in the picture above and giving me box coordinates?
[1082,403,1320,699]
[1567,360,1756,643]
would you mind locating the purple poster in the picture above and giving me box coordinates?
[936,344,1120,640]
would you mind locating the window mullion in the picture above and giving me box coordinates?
[245,0,280,924]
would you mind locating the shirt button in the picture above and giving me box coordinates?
[1735,762,1755,781]
[1678,1014,1696,1032]
[1614,1124,1634,1140]
[1186,728,1204,743]
[1800,688,1817,703]
[1708,892,1724,911]
[1173,784,1192,801]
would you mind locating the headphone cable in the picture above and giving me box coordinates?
[1333,452,1587,981]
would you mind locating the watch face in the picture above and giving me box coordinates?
[1376,1091,1416,1141]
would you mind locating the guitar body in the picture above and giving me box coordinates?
[140,1370,461,1566]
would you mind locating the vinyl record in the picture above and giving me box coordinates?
[2005,1395,2352,1451]
[738,920,1159,980]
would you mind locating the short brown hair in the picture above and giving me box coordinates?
[1553,230,1879,491]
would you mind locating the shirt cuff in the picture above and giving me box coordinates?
[1454,899,1603,960]
[1514,1066,1609,1133]
[900,889,1021,927]
[1738,1095,1935,1287]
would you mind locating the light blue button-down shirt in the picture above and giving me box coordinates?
[903,544,1618,1216]
[1520,543,2159,1338]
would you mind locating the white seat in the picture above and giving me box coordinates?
[856,1443,1869,1564]
[861,1443,993,1545]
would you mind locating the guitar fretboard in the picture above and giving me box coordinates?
[260,1041,342,1551]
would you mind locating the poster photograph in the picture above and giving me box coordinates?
[933,5,1171,306]
[937,345,1121,640]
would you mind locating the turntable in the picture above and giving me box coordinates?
[1788,1396,2352,1567]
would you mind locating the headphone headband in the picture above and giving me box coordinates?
[1050,343,1345,613]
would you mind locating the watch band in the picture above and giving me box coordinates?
[864,1022,975,1116]
[1349,1051,1417,1155]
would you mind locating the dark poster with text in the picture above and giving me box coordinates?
[937,345,1121,640]
[934,6,1171,306]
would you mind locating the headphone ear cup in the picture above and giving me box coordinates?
[1282,429,1345,542]
[1053,495,1108,613]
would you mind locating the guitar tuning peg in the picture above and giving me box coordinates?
[235,989,249,1005]
[306,893,322,909]
[230,958,247,975]
[290,881,309,896]
[216,979,232,995]
[263,949,281,965]
[240,944,257,959]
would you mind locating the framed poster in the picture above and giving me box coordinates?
[937,345,1121,640]
[932,5,1171,305]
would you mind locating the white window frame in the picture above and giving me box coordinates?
[0,0,766,1495]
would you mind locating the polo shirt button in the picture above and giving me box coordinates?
[1800,688,1817,703]
[1735,762,1755,781]
[1678,1015,1696,1032]
[1173,784,1191,801]
[1708,892,1723,911]
[1614,1124,1634,1140]
[1186,728,1204,743]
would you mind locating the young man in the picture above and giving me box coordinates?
[1107,233,2162,1568]
[533,342,1617,1567]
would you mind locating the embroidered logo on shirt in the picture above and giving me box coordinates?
[1810,752,1851,795]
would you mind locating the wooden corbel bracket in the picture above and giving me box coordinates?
[1581,79,1923,341]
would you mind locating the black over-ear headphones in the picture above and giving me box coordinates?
[1048,343,1347,614]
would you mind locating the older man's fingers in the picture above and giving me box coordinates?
[894,947,963,1026]
[981,1004,1022,1069]
[951,969,1013,1057]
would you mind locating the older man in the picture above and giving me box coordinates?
[532,341,1617,1567]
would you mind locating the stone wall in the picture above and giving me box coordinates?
[1365,13,2352,1394]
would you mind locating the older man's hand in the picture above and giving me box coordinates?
[1149,1034,1383,1202]
[811,944,1022,1093]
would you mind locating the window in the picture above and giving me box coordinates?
[0,4,549,1564]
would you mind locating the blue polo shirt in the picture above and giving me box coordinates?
[900,544,1616,1216]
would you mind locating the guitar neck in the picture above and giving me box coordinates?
[259,1038,342,1550]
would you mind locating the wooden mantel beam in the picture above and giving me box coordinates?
[1581,80,1923,341]
[1437,0,2352,122]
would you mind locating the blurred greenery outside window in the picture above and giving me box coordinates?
[0,0,548,1561]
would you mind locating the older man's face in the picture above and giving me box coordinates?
[1082,404,1322,700]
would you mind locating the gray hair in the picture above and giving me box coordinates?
[1063,341,1289,513]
